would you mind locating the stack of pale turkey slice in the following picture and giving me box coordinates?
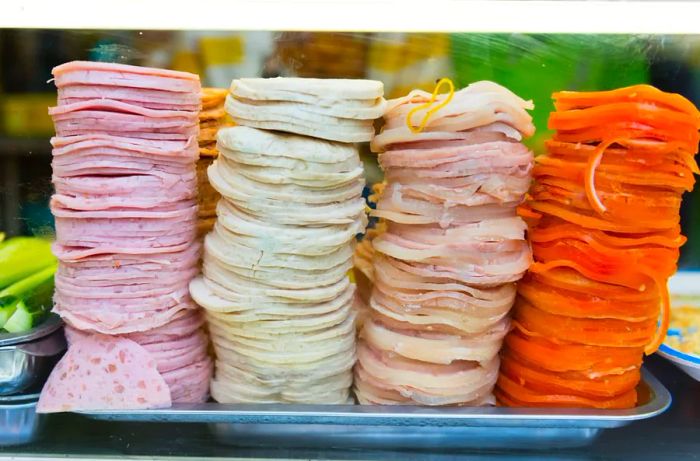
[225,78,385,143]
[355,81,534,406]
[38,61,212,413]
[197,88,233,236]
[191,78,384,403]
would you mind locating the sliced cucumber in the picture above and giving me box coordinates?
[0,296,20,329]
[4,300,44,333]
[0,264,55,332]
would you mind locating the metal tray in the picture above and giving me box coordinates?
[79,368,671,450]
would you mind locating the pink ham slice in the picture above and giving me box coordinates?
[373,253,516,299]
[372,231,528,267]
[372,280,513,323]
[50,110,198,141]
[53,229,196,253]
[52,159,195,178]
[379,139,530,168]
[54,285,192,310]
[37,335,171,412]
[51,199,196,217]
[384,162,531,181]
[66,325,210,374]
[55,301,198,335]
[382,102,531,134]
[63,310,195,341]
[361,316,509,365]
[58,266,194,286]
[126,310,206,344]
[53,241,194,261]
[372,277,514,318]
[162,359,212,403]
[372,126,521,153]
[57,243,201,280]
[49,99,199,119]
[377,253,529,286]
[52,61,201,93]
[52,117,197,140]
[55,259,198,285]
[55,129,198,141]
[55,269,197,297]
[64,310,205,346]
[354,366,495,406]
[354,342,499,406]
[52,153,196,177]
[382,178,530,206]
[53,213,198,238]
[380,141,532,175]
[50,100,199,141]
[58,84,201,111]
[387,219,526,243]
[370,289,510,335]
[53,185,197,210]
[381,81,534,134]
[59,97,200,112]
[52,174,198,208]
[51,134,198,159]
[373,196,519,227]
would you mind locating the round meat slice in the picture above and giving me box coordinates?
[37,334,171,413]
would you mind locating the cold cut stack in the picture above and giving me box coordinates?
[497,85,700,409]
[38,61,212,412]
[357,81,535,405]
[197,88,232,236]
[189,78,384,403]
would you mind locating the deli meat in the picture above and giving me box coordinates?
[39,61,212,412]
[52,61,201,93]
[37,335,171,412]
[58,84,202,110]
[191,79,385,404]
[355,81,534,406]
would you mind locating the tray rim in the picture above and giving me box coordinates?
[76,367,671,427]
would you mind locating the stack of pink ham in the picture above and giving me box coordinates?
[355,81,535,405]
[38,61,212,412]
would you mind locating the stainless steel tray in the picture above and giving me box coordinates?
[79,367,671,450]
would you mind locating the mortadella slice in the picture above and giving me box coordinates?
[37,335,171,412]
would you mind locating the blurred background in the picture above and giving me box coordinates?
[1,31,700,265]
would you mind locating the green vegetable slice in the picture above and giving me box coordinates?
[0,237,56,290]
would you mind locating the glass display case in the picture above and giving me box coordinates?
[1,1,699,459]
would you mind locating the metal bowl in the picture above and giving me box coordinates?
[0,315,66,396]
[0,313,63,347]
[0,392,44,446]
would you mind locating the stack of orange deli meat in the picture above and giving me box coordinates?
[197,88,232,236]
[497,85,700,409]
[357,81,535,405]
